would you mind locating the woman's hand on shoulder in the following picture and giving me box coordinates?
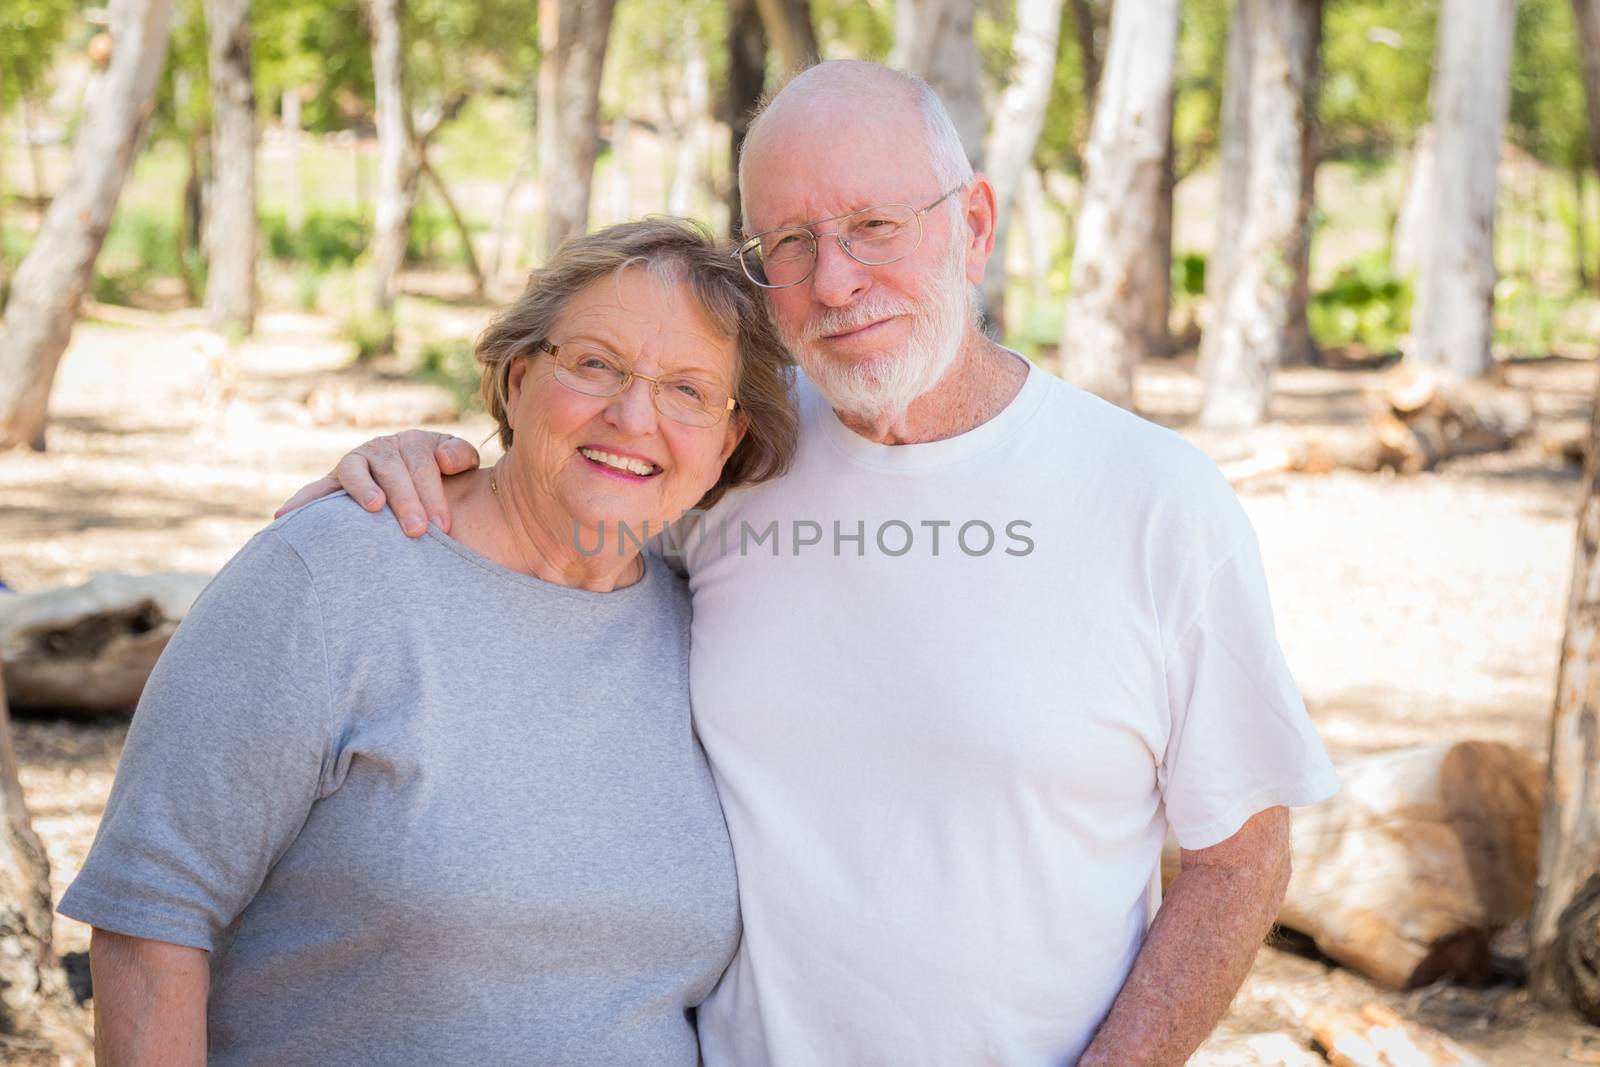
[274,431,481,537]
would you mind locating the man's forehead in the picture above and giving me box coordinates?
[741,82,932,232]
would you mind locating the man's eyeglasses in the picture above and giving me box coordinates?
[732,185,966,290]
[539,341,735,428]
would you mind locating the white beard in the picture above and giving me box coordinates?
[780,235,974,425]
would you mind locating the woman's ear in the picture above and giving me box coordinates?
[718,411,748,467]
[505,358,530,427]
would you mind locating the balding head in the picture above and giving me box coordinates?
[737,61,973,232]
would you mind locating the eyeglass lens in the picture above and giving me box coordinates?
[551,345,728,427]
[744,203,922,288]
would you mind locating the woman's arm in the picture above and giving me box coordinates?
[90,928,208,1067]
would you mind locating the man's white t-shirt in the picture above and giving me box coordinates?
[680,361,1340,1066]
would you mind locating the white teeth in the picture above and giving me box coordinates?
[580,448,657,476]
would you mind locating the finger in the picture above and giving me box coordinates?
[435,435,482,476]
[274,475,343,519]
[331,450,385,512]
[354,444,430,537]
[398,434,452,534]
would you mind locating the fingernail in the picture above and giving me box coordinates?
[362,493,382,509]
[445,443,467,464]
[428,514,446,531]
[403,514,426,535]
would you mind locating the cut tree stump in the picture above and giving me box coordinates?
[0,573,209,715]
[1162,741,1544,989]
[1304,1003,1487,1067]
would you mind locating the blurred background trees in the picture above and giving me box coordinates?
[0,0,1595,441]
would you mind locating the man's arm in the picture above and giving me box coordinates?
[274,431,481,535]
[90,928,210,1067]
[1077,805,1291,1067]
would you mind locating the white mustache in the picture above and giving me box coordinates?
[806,299,916,342]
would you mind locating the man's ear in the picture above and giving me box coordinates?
[960,175,1000,287]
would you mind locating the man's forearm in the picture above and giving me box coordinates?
[1078,807,1291,1067]
[90,928,209,1067]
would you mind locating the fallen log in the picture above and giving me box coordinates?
[0,573,210,715]
[1304,1003,1486,1067]
[1163,741,1544,990]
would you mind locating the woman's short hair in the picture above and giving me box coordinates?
[476,217,797,510]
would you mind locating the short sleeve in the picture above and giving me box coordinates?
[58,530,336,950]
[1156,529,1340,851]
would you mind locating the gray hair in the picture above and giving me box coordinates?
[737,61,974,231]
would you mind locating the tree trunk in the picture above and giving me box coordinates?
[1282,0,1322,368]
[1392,124,1436,278]
[723,0,768,237]
[1409,0,1515,383]
[283,89,304,233]
[0,0,174,452]
[202,0,257,336]
[420,156,484,298]
[752,0,817,75]
[0,672,90,1053]
[1058,0,1178,408]
[1530,237,1600,1021]
[367,0,418,328]
[668,13,709,218]
[1204,0,1251,350]
[538,0,618,257]
[893,0,986,170]
[1141,101,1174,359]
[1575,161,1592,293]
[1198,0,1315,430]
[1067,0,1107,117]
[1575,0,1600,293]
[980,0,1065,338]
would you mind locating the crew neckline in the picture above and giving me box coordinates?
[423,523,656,605]
[813,352,1055,472]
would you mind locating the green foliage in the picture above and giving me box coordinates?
[1319,1,1436,160]
[1308,254,1412,354]
[262,209,371,268]
[340,306,394,361]
[0,0,75,111]
[1174,0,1229,177]
[413,336,482,412]
[811,0,893,61]
[1508,0,1588,168]
[1033,4,1091,177]
[1174,252,1206,298]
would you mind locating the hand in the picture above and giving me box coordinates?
[274,431,482,537]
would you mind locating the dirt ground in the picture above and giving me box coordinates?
[2,301,1597,1064]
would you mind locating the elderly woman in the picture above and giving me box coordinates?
[60,219,797,1066]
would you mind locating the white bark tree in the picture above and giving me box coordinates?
[1409,0,1515,382]
[0,0,175,451]
[893,0,985,169]
[1057,0,1178,408]
[980,0,1065,336]
[1198,0,1318,429]
[1529,0,1600,1024]
[202,0,257,336]
[538,0,618,256]
[1391,123,1436,277]
[366,0,418,327]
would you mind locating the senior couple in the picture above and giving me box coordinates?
[65,60,1337,1066]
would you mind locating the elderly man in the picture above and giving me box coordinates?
[282,61,1337,1065]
